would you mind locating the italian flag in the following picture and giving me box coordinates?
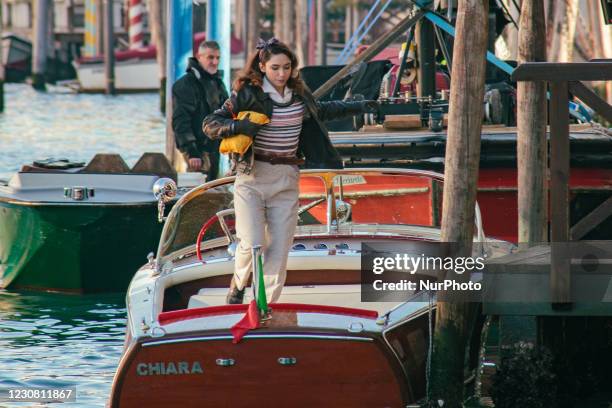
[230,255,269,344]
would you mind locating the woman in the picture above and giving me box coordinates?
[203,38,378,304]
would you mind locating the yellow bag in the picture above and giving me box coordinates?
[219,111,270,155]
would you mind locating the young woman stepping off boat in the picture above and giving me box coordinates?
[203,38,378,304]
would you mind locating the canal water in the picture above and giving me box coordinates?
[0,83,166,407]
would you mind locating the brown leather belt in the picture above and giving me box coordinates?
[254,154,305,166]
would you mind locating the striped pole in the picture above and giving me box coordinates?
[129,0,145,49]
[84,0,97,57]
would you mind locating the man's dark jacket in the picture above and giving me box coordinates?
[171,57,229,158]
[202,82,366,174]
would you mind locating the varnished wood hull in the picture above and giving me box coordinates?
[111,327,411,407]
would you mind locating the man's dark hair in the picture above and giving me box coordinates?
[198,41,220,54]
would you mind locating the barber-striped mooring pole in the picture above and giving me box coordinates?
[129,0,145,49]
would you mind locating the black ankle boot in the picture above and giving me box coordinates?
[226,279,245,304]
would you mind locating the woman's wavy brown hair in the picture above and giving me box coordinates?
[233,39,306,96]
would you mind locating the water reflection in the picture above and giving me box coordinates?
[0,290,125,407]
[0,83,165,180]
[0,83,164,406]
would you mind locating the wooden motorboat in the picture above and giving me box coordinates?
[109,168,514,407]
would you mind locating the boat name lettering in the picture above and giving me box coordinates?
[136,361,204,376]
[338,175,366,185]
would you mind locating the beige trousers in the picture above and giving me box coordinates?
[233,160,299,303]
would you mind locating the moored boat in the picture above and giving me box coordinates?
[109,168,514,407]
[1,33,32,82]
[72,33,245,93]
[0,153,179,293]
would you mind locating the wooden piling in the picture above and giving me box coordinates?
[430,0,488,406]
[147,0,167,113]
[316,0,327,65]
[246,0,260,52]
[282,1,295,51]
[295,0,309,66]
[104,0,116,95]
[517,0,547,245]
[32,0,50,90]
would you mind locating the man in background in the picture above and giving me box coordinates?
[172,41,229,181]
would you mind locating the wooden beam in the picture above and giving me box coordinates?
[313,10,425,99]
[570,196,612,240]
[549,80,571,306]
[512,62,612,82]
[568,81,612,124]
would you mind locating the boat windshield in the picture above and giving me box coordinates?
[157,170,443,261]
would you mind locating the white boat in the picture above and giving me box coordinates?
[72,33,245,92]
[71,46,160,92]
[109,168,514,407]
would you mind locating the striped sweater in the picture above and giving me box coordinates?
[253,99,305,158]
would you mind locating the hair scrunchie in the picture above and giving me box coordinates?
[256,37,280,51]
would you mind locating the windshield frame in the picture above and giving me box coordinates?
[155,168,447,270]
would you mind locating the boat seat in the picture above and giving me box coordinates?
[188,284,398,315]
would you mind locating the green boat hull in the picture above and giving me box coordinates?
[0,201,163,293]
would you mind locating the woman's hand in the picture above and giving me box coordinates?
[188,158,203,171]
[233,115,264,137]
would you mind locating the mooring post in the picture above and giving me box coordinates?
[316,0,327,65]
[517,0,547,245]
[147,0,167,113]
[103,0,116,95]
[32,0,50,90]
[431,0,489,406]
